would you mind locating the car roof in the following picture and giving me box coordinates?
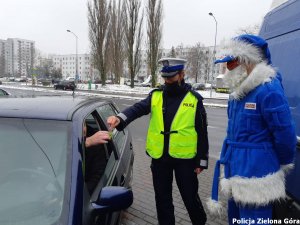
[0,96,107,120]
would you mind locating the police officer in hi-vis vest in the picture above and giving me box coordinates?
[107,58,208,225]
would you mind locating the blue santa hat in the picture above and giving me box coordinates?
[214,34,272,65]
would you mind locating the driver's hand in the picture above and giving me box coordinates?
[85,131,110,148]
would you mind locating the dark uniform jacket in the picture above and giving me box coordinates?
[116,81,209,169]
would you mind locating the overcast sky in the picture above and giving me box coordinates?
[0,0,273,55]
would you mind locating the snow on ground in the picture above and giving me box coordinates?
[1,82,229,107]
[76,83,230,99]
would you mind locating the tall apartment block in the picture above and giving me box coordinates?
[0,38,35,77]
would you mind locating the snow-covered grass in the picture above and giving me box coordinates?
[75,83,229,99]
[1,82,229,107]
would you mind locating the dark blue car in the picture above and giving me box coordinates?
[260,0,300,219]
[0,96,134,225]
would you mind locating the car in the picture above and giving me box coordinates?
[54,80,76,91]
[0,88,10,96]
[52,78,61,84]
[0,96,134,225]
[125,79,141,87]
[141,82,151,87]
[141,75,152,87]
[66,77,75,81]
[259,0,300,219]
[191,83,205,90]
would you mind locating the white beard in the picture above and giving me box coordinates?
[223,65,248,91]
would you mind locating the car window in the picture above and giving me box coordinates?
[83,112,114,195]
[0,89,7,96]
[96,104,127,154]
[0,118,71,225]
[96,103,117,121]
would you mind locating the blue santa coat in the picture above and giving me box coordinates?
[225,77,295,177]
[209,62,296,209]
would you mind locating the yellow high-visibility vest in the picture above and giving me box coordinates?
[146,90,198,159]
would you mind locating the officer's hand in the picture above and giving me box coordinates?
[107,116,120,129]
[194,168,204,174]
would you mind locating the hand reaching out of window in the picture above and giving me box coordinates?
[85,131,110,148]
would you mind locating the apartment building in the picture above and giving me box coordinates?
[0,40,5,76]
[50,54,97,81]
[160,45,220,83]
[50,45,220,83]
[0,38,35,77]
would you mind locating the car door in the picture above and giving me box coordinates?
[95,103,134,225]
[96,103,134,188]
[82,109,124,225]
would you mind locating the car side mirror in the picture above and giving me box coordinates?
[92,186,133,212]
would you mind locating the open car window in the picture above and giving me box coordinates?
[83,111,120,197]
[96,104,127,154]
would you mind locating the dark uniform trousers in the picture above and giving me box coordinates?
[151,158,207,225]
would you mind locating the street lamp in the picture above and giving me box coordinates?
[66,29,79,82]
[208,12,218,98]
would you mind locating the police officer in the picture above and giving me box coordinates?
[107,58,208,225]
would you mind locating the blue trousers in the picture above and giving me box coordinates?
[228,199,273,225]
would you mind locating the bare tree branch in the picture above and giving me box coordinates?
[235,23,260,35]
[146,0,163,87]
[110,0,125,84]
[124,0,144,88]
[88,0,111,86]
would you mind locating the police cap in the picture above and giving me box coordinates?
[158,57,187,77]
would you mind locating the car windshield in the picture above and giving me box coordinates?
[0,118,71,225]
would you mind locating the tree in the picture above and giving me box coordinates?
[110,0,125,84]
[203,48,212,83]
[88,0,111,86]
[51,68,62,79]
[34,58,58,80]
[186,43,205,83]
[146,0,163,87]
[168,46,176,57]
[175,43,185,57]
[235,23,260,35]
[124,0,144,88]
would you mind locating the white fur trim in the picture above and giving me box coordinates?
[222,169,287,206]
[281,163,294,174]
[220,178,232,198]
[218,39,264,65]
[231,62,276,100]
[206,198,225,217]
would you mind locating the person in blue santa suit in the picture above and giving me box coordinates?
[207,34,296,224]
